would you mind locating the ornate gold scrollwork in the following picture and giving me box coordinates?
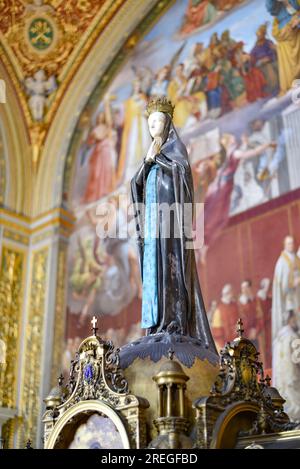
[50,243,67,388]
[193,320,297,449]
[0,246,25,448]
[43,317,149,449]
[19,248,49,447]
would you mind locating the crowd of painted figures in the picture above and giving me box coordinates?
[142,24,279,129]
[80,22,281,206]
[209,278,273,370]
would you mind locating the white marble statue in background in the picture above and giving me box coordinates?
[272,235,300,342]
[273,310,300,421]
[272,235,300,420]
[25,69,57,121]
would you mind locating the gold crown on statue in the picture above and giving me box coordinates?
[146,97,175,118]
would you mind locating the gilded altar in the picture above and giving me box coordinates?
[42,318,300,449]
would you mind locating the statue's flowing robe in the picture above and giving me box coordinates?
[272,251,300,341]
[131,122,216,353]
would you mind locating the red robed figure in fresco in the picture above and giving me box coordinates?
[202,134,273,252]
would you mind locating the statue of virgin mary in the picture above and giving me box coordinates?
[130,97,216,354]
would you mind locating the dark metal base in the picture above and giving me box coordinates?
[119,332,219,369]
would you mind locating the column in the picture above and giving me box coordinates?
[157,385,164,418]
[178,385,185,418]
[0,207,73,448]
[166,383,172,417]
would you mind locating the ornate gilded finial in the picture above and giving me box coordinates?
[265,375,271,387]
[236,318,244,338]
[58,373,64,387]
[146,96,175,118]
[91,315,98,336]
[167,348,175,361]
[25,439,33,449]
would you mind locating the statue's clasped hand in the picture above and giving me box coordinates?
[145,153,156,164]
[145,138,162,163]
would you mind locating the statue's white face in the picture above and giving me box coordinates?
[148,112,166,139]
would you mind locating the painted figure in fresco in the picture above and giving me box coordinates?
[211,284,240,350]
[62,337,75,375]
[193,148,225,203]
[250,23,279,96]
[131,97,216,352]
[150,65,171,97]
[168,62,208,128]
[241,118,286,195]
[97,194,142,305]
[83,98,117,204]
[167,63,190,128]
[230,121,282,214]
[214,0,244,10]
[255,128,287,190]
[117,78,151,182]
[202,133,274,256]
[220,29,237,52]
[69,236,107,324]
[239,279,263,349]
[180,1,218,35]
[273,310,300,421]
[180,0,245,38]
[256,278,272,369]
[266,0,300,93]
[207,299,218,325]
[87,194,142,310]
[218,46,247,109]
[272,235,300,341]
[185,42,206,77]
[204,59,223,118]
[230,156,266,214]
[242,54,268,103]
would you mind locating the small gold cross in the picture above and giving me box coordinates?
[236,318,244,338]
[91,315,98,336]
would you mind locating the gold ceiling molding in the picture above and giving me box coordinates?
[0,206,75,242]
[0,128,6,206]
[0,60,30,213]
[0,0,172,217]
[0,0,125,172]
[50,242,67,388]
[0,45,30,121]
[0,0,117,77]
[34,0,168,217]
